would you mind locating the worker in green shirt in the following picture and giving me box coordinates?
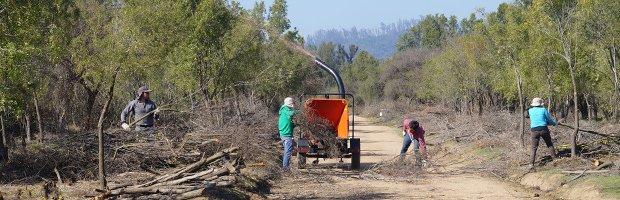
[278,97,298,170]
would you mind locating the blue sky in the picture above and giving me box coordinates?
[236,0,511,36]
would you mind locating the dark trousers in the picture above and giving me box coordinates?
[530,127,557,165]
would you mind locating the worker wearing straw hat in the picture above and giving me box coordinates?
[527,97,558,169]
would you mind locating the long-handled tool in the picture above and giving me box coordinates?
[557,123,619,139]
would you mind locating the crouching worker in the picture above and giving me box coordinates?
[527,97,557,169]
[120,86,159,132]
[400,118,427,165]
[278,97,298,171]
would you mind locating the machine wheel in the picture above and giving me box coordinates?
[297,154,306,168]
[350,138,361,170]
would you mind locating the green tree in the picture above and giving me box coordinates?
[342,51,380,105]
[268,0,290,34]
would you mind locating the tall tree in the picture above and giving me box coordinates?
[268,0,290,34]
[532,0,582,157]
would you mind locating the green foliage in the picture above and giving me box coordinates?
[268,0,290,34]
[387,0,620,121]
[0,0,321,133]
[397,14,460,51]
[317,42,339,70]
[0,0,77,115]
[342,51,380,105]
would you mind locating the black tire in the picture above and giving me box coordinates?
[350,138,361,170]
[297,154,306,169]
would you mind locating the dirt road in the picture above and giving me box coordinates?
[268,116,537,199]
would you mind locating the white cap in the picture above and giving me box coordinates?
[531,97,543,107]
[284,97,294,108]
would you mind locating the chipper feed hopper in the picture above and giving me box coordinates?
[296,58,361,170]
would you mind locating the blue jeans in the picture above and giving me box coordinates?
[400,134,420,156]
[281,136,294,169]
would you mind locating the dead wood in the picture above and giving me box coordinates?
[97,147,241,199]
[561,168,588,186]
[596,162,614,170]
[154,168,216,186]
[558,123,620,139]
[134,147,238,188]
[562,170,610,174]
[53,168,62,184]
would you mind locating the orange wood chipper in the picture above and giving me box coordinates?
[295,58,361,170]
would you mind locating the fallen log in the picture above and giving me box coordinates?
[107,185,202,196]
[155,161,237,187]
[154,168,216,186]
[174,180,236,200]
[134,147,238,188]
[176,189,205,200]
[561,170,610,174]
[96,147,242,199]
[596,162,614,170]
[108,183,133,190]
[99,174,237,199]
[561,168,588,186]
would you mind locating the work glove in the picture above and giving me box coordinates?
[121,123,130,131]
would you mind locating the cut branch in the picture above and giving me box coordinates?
[558,123,620,139]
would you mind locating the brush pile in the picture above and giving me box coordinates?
[96,147,242,199]
[367,155,424,177]
[296,111,342,157]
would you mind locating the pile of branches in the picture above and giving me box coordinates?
[187,97,282,174]
[295,111,342,157]
[367,155,423,177]
[96,147,242,199]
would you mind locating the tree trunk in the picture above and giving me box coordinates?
[585,93,592,121]
[1,113,6,147]
[609,46,619,122]
[34,94,43,142]
[544,59,554,114]
[84,88,99,129]
[515,66,525,147]
[196,61,211,110]
[25,113,31,143]
[568,63,579,157]
[477,92,483,116]
[58,108,67,135]
[0,112,6,162]
[97,67,120,190]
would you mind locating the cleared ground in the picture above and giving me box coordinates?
[268,116,539,199]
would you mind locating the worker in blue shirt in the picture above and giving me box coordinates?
[527,97,558,169]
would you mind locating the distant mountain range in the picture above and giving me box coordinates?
[306,19,417,59]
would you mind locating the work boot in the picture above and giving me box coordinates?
[548,147,557,159]
[527,164,535,171]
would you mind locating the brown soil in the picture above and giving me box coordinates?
[268,116,541,199]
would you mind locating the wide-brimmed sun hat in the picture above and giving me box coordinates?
[531,97,543,107]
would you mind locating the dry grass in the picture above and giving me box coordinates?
[0,96,283,185]
[362,101,620,178]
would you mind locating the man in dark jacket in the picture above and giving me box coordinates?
[120,86,159,131]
